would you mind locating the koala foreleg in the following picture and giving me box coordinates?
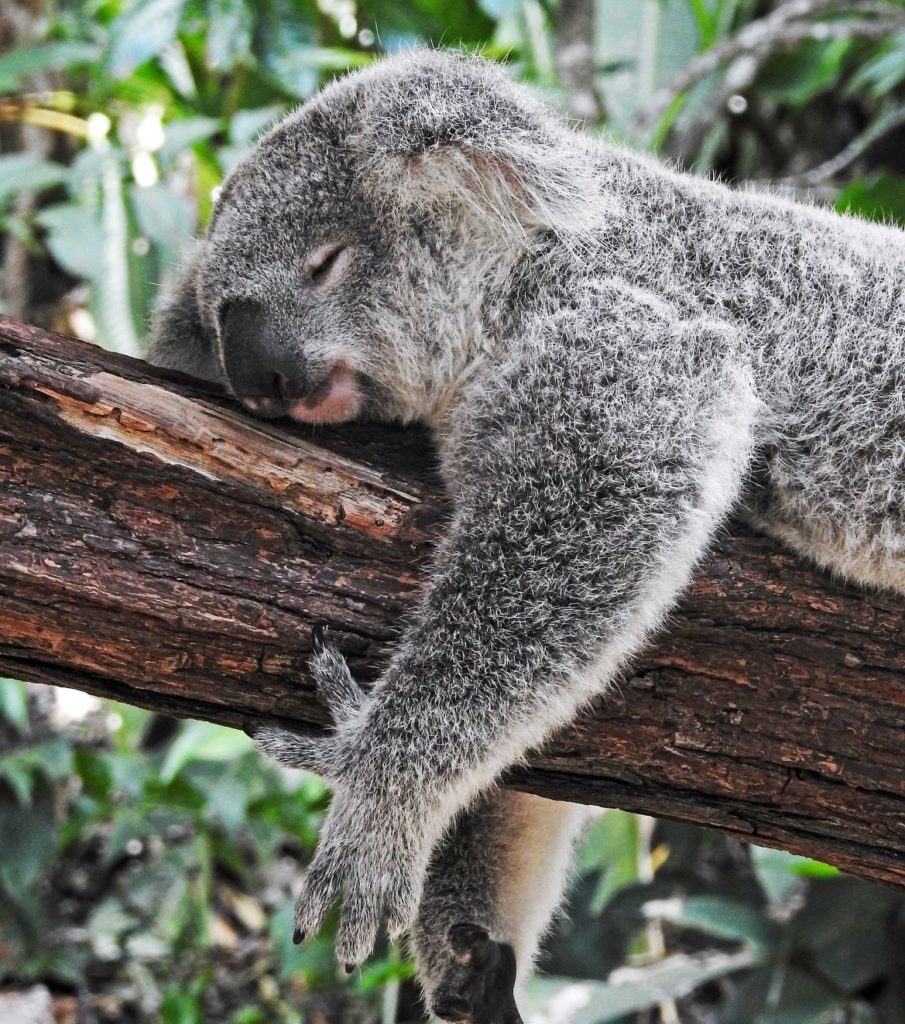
[255,291,759,969]
[414,791,586,1023]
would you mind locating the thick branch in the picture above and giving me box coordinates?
[2,315,905,889]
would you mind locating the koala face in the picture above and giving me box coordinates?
[162,51,566,426]
[199,98,399,425]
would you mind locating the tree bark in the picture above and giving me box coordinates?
[1,314,904,889]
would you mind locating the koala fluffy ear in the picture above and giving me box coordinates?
[359,51,609,236]
[145,246,225,386]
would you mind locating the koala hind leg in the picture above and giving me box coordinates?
[413,791,587,1023]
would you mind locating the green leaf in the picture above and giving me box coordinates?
[0,154,68,209]
[791,878,893,995]
[836,172,905,228]
[270,899,336,982]
[688,0,717,49]
[129,182,194,264]
[578,809,641,914]
[591,0,699,126]
[106,0,189,79]
[161,986,203,1024]
[0,775,57,894]
[0,759,34,806]
[158,116,223,164]
[0,41,100,92]
[254,0,319,99]
[355,950,416,993]
[0,679,28,733]
[523,948,759,1024]
[31,738,73,780]
[229,106,285,147]
[757,38,853,106]
[88,896,139,961]
[0,739,74,808]
[750,845,837,910]
[160,722,253,784]
[789,858,838,879]
[36,201,105,279]
[158,38,197,98]
[104,808,155,865]
[358,0,495,49]
[477,0,521,19]
[649,895,779,955]
[206,0,255,71]
[849,32,905,98]
[232,1009,266,1024]
[750,845,807,910]
[97,153,142,355]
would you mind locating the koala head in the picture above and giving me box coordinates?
[148,50,595,425]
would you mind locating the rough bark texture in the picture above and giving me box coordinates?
[1,315,904,890]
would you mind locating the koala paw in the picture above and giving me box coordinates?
[291,792,426,965]
[253,626,429,966]
[431,924,522,1024]
[252,624,367,777]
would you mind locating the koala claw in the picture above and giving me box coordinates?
[311,622,326,655]
[432,923,522,1024]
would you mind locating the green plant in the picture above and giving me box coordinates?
[0,683,412,1020]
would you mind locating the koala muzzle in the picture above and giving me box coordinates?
[220,300,306,418]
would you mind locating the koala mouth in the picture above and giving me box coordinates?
[287,361,362,425]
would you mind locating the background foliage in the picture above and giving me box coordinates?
[2,0,905,1021]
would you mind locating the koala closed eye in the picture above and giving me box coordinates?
[307,243,347,285]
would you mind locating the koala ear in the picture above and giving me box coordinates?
[145,246,225,386]
[360,51,611,236]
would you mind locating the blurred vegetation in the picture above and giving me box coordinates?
[3,0,905,1021]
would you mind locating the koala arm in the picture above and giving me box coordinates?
[256,286,760,966]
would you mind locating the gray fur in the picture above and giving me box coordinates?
[146,49,905,1020]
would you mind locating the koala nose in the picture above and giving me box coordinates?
[220,300,305,418]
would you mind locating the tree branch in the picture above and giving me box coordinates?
[630,0,905,140]
[771,104,905,186]
[2,315,905,889]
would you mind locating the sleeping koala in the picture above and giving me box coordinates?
[147,49,905,1023]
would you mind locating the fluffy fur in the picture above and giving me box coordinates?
[147,49,905,1021]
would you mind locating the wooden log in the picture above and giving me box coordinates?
[1,314,904,889]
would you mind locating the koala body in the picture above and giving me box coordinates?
[148,50,905,1023]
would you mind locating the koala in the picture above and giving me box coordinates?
[147,49,905,1023]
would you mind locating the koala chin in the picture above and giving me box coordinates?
[147,48,905,1023]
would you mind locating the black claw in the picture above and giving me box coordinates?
[311,623,326,655]
[292,928,305,945]
[344,962,355,974]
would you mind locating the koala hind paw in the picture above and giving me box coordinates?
[431,923,523,1024]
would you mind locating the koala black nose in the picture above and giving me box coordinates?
[220,300,305,418]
